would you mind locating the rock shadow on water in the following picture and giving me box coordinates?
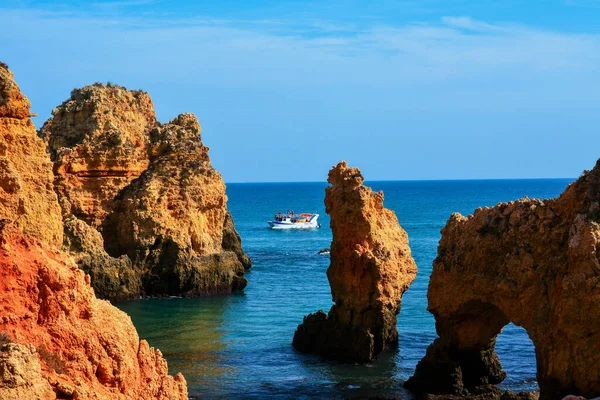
[116,296,241,390]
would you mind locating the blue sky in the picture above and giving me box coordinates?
[1,0,599,182]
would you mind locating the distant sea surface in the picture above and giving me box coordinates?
[117,179,573,399]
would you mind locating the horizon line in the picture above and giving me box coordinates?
[225,176,578,185]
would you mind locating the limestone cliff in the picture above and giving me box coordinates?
[40,84,250,300]
[0,226,188,399]
[0,63,187,399]
[0,63,63,247]
[292,161,417,362]
[103,113,248,295]
[39,83,156,228]
[405,162,600,400]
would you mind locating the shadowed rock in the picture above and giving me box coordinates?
[292,161,417,362]
[102,113,248,296]
[405,161,600,400]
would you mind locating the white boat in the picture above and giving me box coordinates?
[268,211,320,229]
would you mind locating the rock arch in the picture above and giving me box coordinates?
[405,161,600,400]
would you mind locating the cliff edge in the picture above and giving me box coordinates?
[0,62,187,399]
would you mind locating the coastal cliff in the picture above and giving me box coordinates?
[0,63,187,399]
[40,83,250,300]
[405,162,600,399]
[292,161,417,362]
[102,113,248,295]
[0,62,63,247]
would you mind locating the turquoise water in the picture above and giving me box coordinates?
[117,179,573,399]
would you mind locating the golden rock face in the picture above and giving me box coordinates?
[39,83,250,300]
[406,162,600,399]
[0,63,188,400]
[293,161,417,362]
[0,63,63,247]
[39,83,157,228]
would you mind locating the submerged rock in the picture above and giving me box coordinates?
[292,161,417,362]
[39,83,250,300]
[405,161,600,400]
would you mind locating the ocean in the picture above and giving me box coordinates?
[117,179,573,399]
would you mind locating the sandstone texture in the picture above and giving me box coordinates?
[0,226,188,399]
[40,84,250,300]
[405,161,600,400]
[292,161,417,362]
[0,63,63,247]
[103,113,248,295]
[39,83,155,228]
[0,64,187,399]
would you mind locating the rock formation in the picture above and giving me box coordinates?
[292,161,417,362]
[102,113,248,295]
[39,83,156,228]
[0,62,188,399]
[40,83,250,300]
[405,162,600,400]
[0,225,188,399]
[0,62,63,247]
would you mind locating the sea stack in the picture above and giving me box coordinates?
[39,83,250,300]
[0,62,187,399]
[405,162,600,399]
[292,161,417,362]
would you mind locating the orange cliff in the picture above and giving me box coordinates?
[405,161,600,399]
[0,62,187,399]
[292,161,417,362]
[39,83,250,300]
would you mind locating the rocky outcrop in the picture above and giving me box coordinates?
[40,84,250,300]
[292,161,417,362]
[39,83,156,228]
[0,63,63,247]
[405,161,600,400]
[0,64,187,399]
[0,226,188,399]
[102,113,248,295]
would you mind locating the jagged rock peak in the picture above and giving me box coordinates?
[0,62,32,119]
[327,160,364,188]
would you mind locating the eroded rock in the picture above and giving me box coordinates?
[39,83,156,227]
[102,113,248,295]
[0,63,63,247]
[292,161,417,362]
[40,84,250,300]
[0,226,188,399]
[405,162,600,400]
[0,64,187,399]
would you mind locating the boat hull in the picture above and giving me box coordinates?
[268,215,320,229]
